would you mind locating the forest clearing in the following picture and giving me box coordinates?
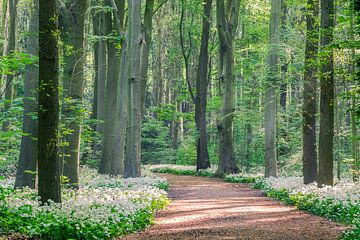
[0,0,359,239]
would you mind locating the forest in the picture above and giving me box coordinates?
[0,0,359,239]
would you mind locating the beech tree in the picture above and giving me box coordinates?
[60,0,87,188]
[216,0,241,175]
[302,0,319,184]
[264,0,281,178]
[195,0,212,171]
[38,0,61,203]
[2,0,17,131]
[318,0,335,187]
[15,0,38,189]
[124,0,142,178]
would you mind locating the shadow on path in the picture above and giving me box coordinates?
[123,174,346,240]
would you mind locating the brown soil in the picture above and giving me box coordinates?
[123,174,347,240]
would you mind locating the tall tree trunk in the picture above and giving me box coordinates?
[140,0,154,115]
[99,4,120,174]
[60,0,87,189]
[264,0,281,178]
[110,0,126,175]
[94,9,108,155]
[216,0,241,175]
[318,0,335,187]
[195,0,212,171]
[0,0,8,56]
[112,39,127,175]
[91,13,99,154]
[152,13,164,118]
[2,0,17,132]
[38,0,61,203]
[124,0,142,178]
[350,0,359,181]
[303,0,319,184]
[15,0,38,189]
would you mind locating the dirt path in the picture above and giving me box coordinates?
[124,174,347,240]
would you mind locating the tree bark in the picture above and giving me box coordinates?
[264,0,281,178]
[60,0,87,189]
[15,0,38,189]
[99,2,121,174]
[195,0,212,171]
[0,0,8,56]
[2,0,17,132]
[140,0,154,115]
[124,0,142,178]
[350,0,358,181]
[94,7,108,155]
[318,0,335,187]
[110,0,126,175]
[216,0,241,175]
[303,0,319,184]
[38,0,61,203]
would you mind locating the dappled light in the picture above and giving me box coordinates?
[124,174,347,239]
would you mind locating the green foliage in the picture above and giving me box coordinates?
[0,52,37,75]
[141,116,175,165]
[175,136,196,165]
[0,190,168,240]
[0,98,24,177]
[149,165,216,178]
[224,174,262,184]
[0,170,170,240]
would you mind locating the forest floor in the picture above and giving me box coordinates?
[123,174,347,240]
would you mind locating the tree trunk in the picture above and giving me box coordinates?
[99,5,120,174]
[195,0,212,171]
[318,0,335,187]
[15,0,38,189]
[38,0,61,203]
[264,0,281,178]
[112,39,127,175]
[110,0,126,176]
[60,0,87,189]
[94,9,108,155]
[124,0,142,178]
[216,0,240,175]
[350,0,359,181]
[303,0,319,184]
[2,0,17,132]
[140,0,154,115]
[0,0,8,56]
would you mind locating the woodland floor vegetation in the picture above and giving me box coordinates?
[0,0,359,239]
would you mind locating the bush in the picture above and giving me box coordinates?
[148,164,217,178]
[254,178,360,240]
[142,117,175,165]
[0,167,170,239]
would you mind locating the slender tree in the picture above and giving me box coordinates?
[140,0,154,114]
[216,0,241,175]
[195,0,212,170]
[111,0,127,175]
[60,0,87,188]
[350,0,359,181]
[264,0,281,178]
[93,2,109,155]
[318,0,335,187]
[0,0,8,56]
[38,0,61,203]
[303,0,319,184]
[2,0,18,131]
[15,0,39,189]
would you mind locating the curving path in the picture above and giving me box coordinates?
[124,174,347,240]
